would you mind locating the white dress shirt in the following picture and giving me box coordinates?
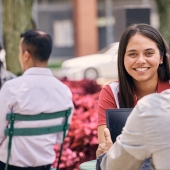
[0,67,74,167]
[101,89,170,170]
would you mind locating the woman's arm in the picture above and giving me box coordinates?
[97,85,117,157]
[98,125,106,143]
[96,126,113,157]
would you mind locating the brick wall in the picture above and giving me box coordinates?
[72,0,98,57]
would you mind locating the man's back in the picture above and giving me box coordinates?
[101,89,170,170]
[0,67,74,167]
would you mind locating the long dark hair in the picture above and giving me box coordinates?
[118,23,170,108]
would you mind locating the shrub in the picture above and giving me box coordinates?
[53,79,101,170]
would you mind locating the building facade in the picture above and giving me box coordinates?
[0,0,158,60]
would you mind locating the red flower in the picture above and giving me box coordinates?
[52,79,101,170]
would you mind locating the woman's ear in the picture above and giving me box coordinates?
[160,56,163,64]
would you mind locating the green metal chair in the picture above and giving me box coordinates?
[4,108,72,170]
[80,160,96,170]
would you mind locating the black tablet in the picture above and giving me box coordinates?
[106,108,133,142]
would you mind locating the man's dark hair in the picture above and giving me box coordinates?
[20,29,52,62]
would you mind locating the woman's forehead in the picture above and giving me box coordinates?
[126,34,158,51]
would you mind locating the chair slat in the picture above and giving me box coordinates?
[5,124,70,136]
[4,108,72,170]
[6,108,71,121]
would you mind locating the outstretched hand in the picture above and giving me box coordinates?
[96,128,113,157]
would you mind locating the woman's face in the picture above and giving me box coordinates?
[124,33,162,83]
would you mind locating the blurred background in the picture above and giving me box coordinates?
[0,0,169,169]
[0,0,168,82]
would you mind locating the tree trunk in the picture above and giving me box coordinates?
[2,0,35,75]
[155,0,170,44]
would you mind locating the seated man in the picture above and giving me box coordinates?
[0,29,74,170]
[99,90,170,170]
[0,43,16,88]
[0,61,16,88]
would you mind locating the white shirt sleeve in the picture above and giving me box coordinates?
[120,105,150,160]
[101,90,170,170]
[0,83,12,144]
[101,103,150,170]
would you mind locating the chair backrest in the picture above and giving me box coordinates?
[4,108,72,170]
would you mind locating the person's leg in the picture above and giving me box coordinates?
[0,161,5,169]
[0,162,51,170]
[24,164,52,170]
[42,164,51,170]
[0,162,21,170]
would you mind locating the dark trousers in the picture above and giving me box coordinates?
[0,161,51,170]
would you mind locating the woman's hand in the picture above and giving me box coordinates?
[96,128,113,157]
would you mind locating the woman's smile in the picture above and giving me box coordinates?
[133,67,150,72]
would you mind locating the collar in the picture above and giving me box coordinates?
[23,67,53,76]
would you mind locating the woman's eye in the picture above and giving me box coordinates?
[128,53,136,57]
[145,51,154,56]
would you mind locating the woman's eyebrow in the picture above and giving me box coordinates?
[144,48,155,51]
[125,49,136,53]
[126,48,155,53]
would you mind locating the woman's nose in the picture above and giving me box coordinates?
[136,55,146,64]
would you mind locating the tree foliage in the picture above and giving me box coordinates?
[155,0,170,44]
[2,0,35,75]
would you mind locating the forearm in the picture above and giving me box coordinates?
[0,114,8,145]
[97,126,113,157]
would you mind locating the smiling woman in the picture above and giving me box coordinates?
[96,23,170,157]
[124,34,162,99]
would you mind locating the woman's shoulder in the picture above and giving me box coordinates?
[101,81,119,93]
[101,81,120,108]
[106,81,119,93]
[98,81,118,112]
[103,80,119,89]
[108,81,119,87]
[100,81,119,97]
